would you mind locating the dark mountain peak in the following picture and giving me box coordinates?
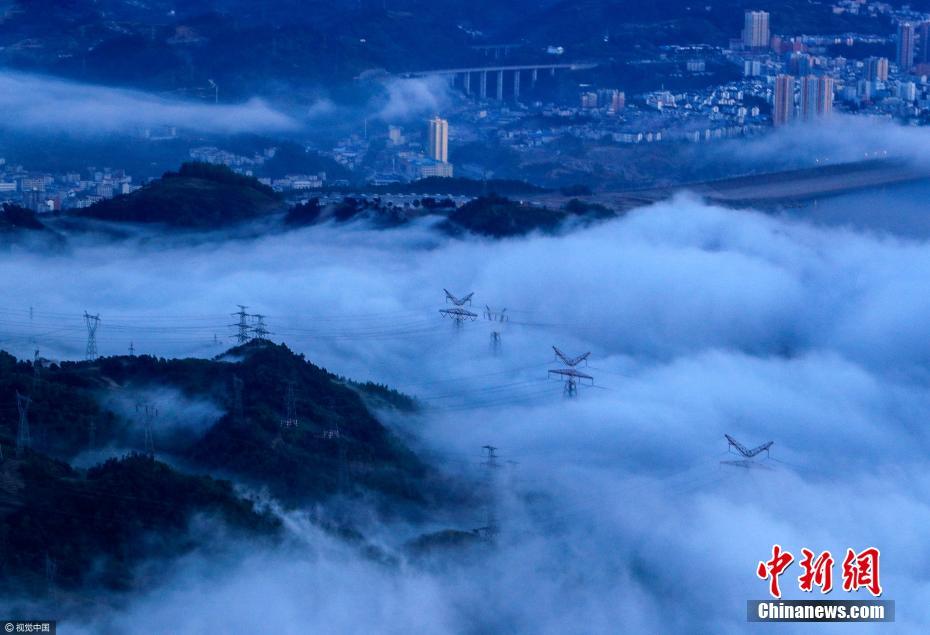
[72,162,282,229]
[1,342,427,507]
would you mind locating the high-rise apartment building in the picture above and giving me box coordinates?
[773,74,794,126]
[742,11,770,49]
[865,57,889,82]
[819,77,834,117]
[919,22,930,65]
[610,90,626,112]
[800,75,834,120]
[580,92,598,109]
[898,22,916,71]
[898,81,917,102]
[427,117,449,163]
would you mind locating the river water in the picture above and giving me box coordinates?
[781,180,930,240]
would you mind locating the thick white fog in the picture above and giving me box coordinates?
[377,76,454,121]
[708,115,930,167]
[0,71,455,140]
[3,194,930,632]
[0,71,298,135]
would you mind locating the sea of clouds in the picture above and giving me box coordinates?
[2,189,929,632]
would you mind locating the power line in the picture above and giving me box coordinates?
[417,379,548,401]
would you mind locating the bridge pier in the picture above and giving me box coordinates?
[401,63,596,97]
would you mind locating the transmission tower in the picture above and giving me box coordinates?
[552,346,590,367]
[482,444,499,469]
[490,331,502,354]
[440,289,478,330]
[444,289,474,306]
[476,444,501,541]
[440,306,478,329]
[484,306,508,355]
[230,305,251,344]
[548,346,594,398]
[548,368,595,397]
[129,341,135,356]
[136,402,157,457]
[252,314,271,340]
[83,312,101,360]
[720,434,775,469]
[281,381,298,428]
[15,391,31,457]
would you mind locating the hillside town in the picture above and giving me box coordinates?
[4,3,930,211]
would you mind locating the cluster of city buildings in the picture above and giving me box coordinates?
[556,6,930,140]
[376,5,930,179]
[757,14,922,126]
[0,160,140,212]
[391,116,453,180]
[189,146,332,192]
[258,173,327,191]
[188,146,274,172]
[326,116,454,185]
[9,3,930,196]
